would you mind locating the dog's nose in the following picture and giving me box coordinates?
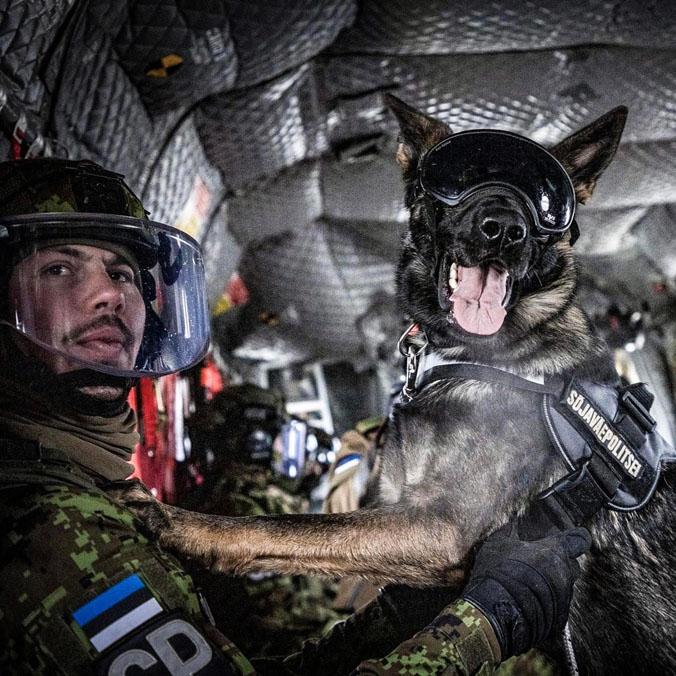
[506,223,526,244]
[480,218,501,241]
[479,218,527,245]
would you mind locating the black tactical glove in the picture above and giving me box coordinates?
[461,523,591,660]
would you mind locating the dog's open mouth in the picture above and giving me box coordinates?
[438,255,513,335]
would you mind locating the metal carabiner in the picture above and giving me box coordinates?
[397,323,428,402]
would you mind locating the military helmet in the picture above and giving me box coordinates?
[200,384,286,466]
[0,158,210,377]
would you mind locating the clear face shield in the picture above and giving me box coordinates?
[0,213,210,378]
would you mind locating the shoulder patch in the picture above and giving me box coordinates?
[73,574,163,652]
[94,612,239,676]
[334,453,362,475]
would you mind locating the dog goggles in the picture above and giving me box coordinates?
[418,130,577,238]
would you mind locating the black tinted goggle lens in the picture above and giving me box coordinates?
[419,130,575,234]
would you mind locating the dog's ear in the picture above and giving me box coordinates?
[551,106,628,204]
[385,94,452,186]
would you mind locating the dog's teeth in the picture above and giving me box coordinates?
[449,262,458,291]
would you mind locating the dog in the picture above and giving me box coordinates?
[114,95,676,673]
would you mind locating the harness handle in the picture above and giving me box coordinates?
[519,455,622,540]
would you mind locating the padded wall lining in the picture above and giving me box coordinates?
[334,0,676,54]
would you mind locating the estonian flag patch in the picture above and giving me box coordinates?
[334,453,362,475]
[73,574,163,652]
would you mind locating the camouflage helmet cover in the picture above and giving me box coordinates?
[0,158,146,219]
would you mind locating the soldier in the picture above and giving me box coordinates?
[185,383,349,656]
[0,157,589,676]
[323,417,385,614]
[324,416,384,516]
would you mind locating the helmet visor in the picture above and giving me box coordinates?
[0,213,210,377]
[419,130,576,234]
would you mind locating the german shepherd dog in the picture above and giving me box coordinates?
[115,96,676,673]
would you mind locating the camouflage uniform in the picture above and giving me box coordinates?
[496,652,560,676]
[0,159,512,675]
[0,445,507,676]
[280,597,501,676]
[352,601,500,676]
[0,447,255,676]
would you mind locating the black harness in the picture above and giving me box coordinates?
[398,326,676,536]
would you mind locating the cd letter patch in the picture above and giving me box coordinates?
[95,613,234,675]
[106,618,210,675]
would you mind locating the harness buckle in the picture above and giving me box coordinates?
[397,324,428,403]
[620,386,657,433]
[537,459,616,529]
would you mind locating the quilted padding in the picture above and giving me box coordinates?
[227,160,322,246]
[333,0,676,54]
[196,64,326,189]
[223,0,356,87]
[112,0,237,115]
[1,0,675,366]
[201,203,242,307]
[50,1,155,188]
[142,113,223,239]
[0,0,75,112]
[239,218,395,360]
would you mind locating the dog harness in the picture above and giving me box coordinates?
[398,324,676,676]
[397,324,676,531]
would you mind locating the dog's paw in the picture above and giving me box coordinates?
[104,481,253,570]
[103,478,173,538]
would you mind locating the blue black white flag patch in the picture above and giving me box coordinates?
[73,574,163,652]
[334,453,362,475]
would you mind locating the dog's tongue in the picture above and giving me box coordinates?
[453,264,508,335]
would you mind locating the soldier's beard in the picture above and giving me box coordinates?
[54,370,135,415]
[79,384,129,401]
[1,329,134,416]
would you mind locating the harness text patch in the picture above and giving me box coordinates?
[565,388,643,478]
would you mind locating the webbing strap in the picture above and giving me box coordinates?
[418,363,562,395]
[615,383,657,449]
[0,438,95,491]
[416,364,626,535]
[516,455,623,541]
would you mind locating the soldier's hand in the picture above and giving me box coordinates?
[460,523,591,660]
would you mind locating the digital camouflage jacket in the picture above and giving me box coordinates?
[0,444,503,676]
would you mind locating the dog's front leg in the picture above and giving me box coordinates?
[174,508,469,585]
[113,483,468,585]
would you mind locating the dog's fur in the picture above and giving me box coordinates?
[116,96,676,673]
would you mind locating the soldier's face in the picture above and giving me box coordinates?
[7,244,146,374]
